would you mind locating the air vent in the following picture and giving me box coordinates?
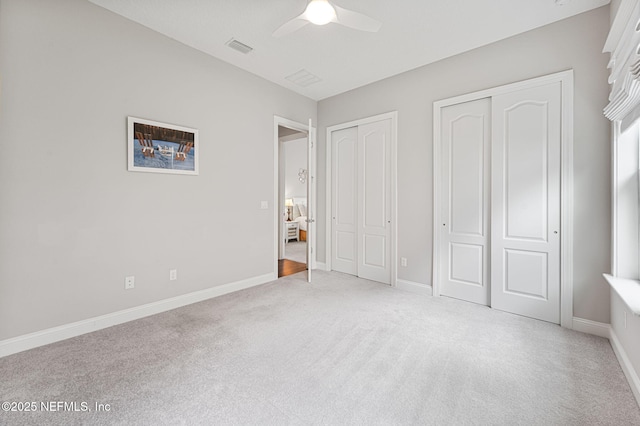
[285,69,322,87]
[226,38,253,54]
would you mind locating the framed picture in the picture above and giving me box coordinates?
[127,117,199,175]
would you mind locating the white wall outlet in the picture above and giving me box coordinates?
[125,276,135,290]
[401,257,407,267]
[169,269,177,281]
[260,201,269,209]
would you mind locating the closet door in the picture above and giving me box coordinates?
[491,82,561,324]
[439,98,491,305]
[331,127,358,275]
[358,119,392,284]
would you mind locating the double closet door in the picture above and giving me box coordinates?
[439,81,562,324]
[331,118,392,285]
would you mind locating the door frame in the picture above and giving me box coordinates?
[324,111,398,286]
[432,70,574,329]
[273,116,316,276]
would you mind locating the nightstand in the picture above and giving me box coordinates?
[285,221,299,243]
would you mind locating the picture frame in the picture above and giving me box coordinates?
[127,116,199,175]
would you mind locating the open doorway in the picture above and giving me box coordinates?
[278,124,308,278]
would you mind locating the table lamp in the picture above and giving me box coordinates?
[285,199,294,221]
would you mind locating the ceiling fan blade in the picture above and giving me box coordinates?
[273,14,310,37]
[332,4,381,32]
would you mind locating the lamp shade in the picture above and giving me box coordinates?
[285,198,294,207]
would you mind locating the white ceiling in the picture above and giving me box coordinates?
[88,0,610,101]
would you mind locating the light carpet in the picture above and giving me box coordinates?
[1,271,639,425]
[284,241,306,264]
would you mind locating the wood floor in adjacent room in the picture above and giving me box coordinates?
[1,270,639,425]
[278,258,307,277]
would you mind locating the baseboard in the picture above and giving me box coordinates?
[395,279,433,296]
[0,272,276,358]
[609,328,640,407]
[572,317,611,338]
[316,262,327,271]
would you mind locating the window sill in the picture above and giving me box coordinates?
[604,273,640,316]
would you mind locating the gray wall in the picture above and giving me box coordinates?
[317,7,612,323]
[283,138,307,199]
[0,0,316,340]
[0,0,613,341]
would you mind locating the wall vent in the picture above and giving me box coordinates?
[226,38,253,54]
[285,69,322,87]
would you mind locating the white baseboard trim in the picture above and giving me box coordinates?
[0,272,276,358]
[316,262,327,271]
[609,328,640,407]
[395,279,433,296]
[572,317,611,338]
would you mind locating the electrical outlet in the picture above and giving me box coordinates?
[125,276,135,290]
[260,201,268,209]
[401,257,407,267]
[169,269,177,281]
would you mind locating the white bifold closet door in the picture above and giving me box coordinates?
[332,119,392,285]
[439,81,561,324]
[332,127,358,276]
[439,98,491,306]
[490,83,561,324]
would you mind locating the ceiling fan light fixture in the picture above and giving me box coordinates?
[305,0,336,25]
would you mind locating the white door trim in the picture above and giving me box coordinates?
[325,111,398,286]
[273,116,316,276]
[432,70,574,329]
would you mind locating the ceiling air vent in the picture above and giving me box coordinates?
[285,69,322,87]
[226,38,253,54]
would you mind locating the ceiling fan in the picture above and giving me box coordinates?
[273,0,381,37]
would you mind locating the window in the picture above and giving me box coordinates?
[613,119,640,279]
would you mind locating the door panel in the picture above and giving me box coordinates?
[440,98,491,305]
[363,234,385,267]
[491,82,561,324]
[358,119,391,284]
[450,243,484,286]
[504,249,548,299]
[504,102,549,241]
[332,127,358,275]
[363,133,386,228]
